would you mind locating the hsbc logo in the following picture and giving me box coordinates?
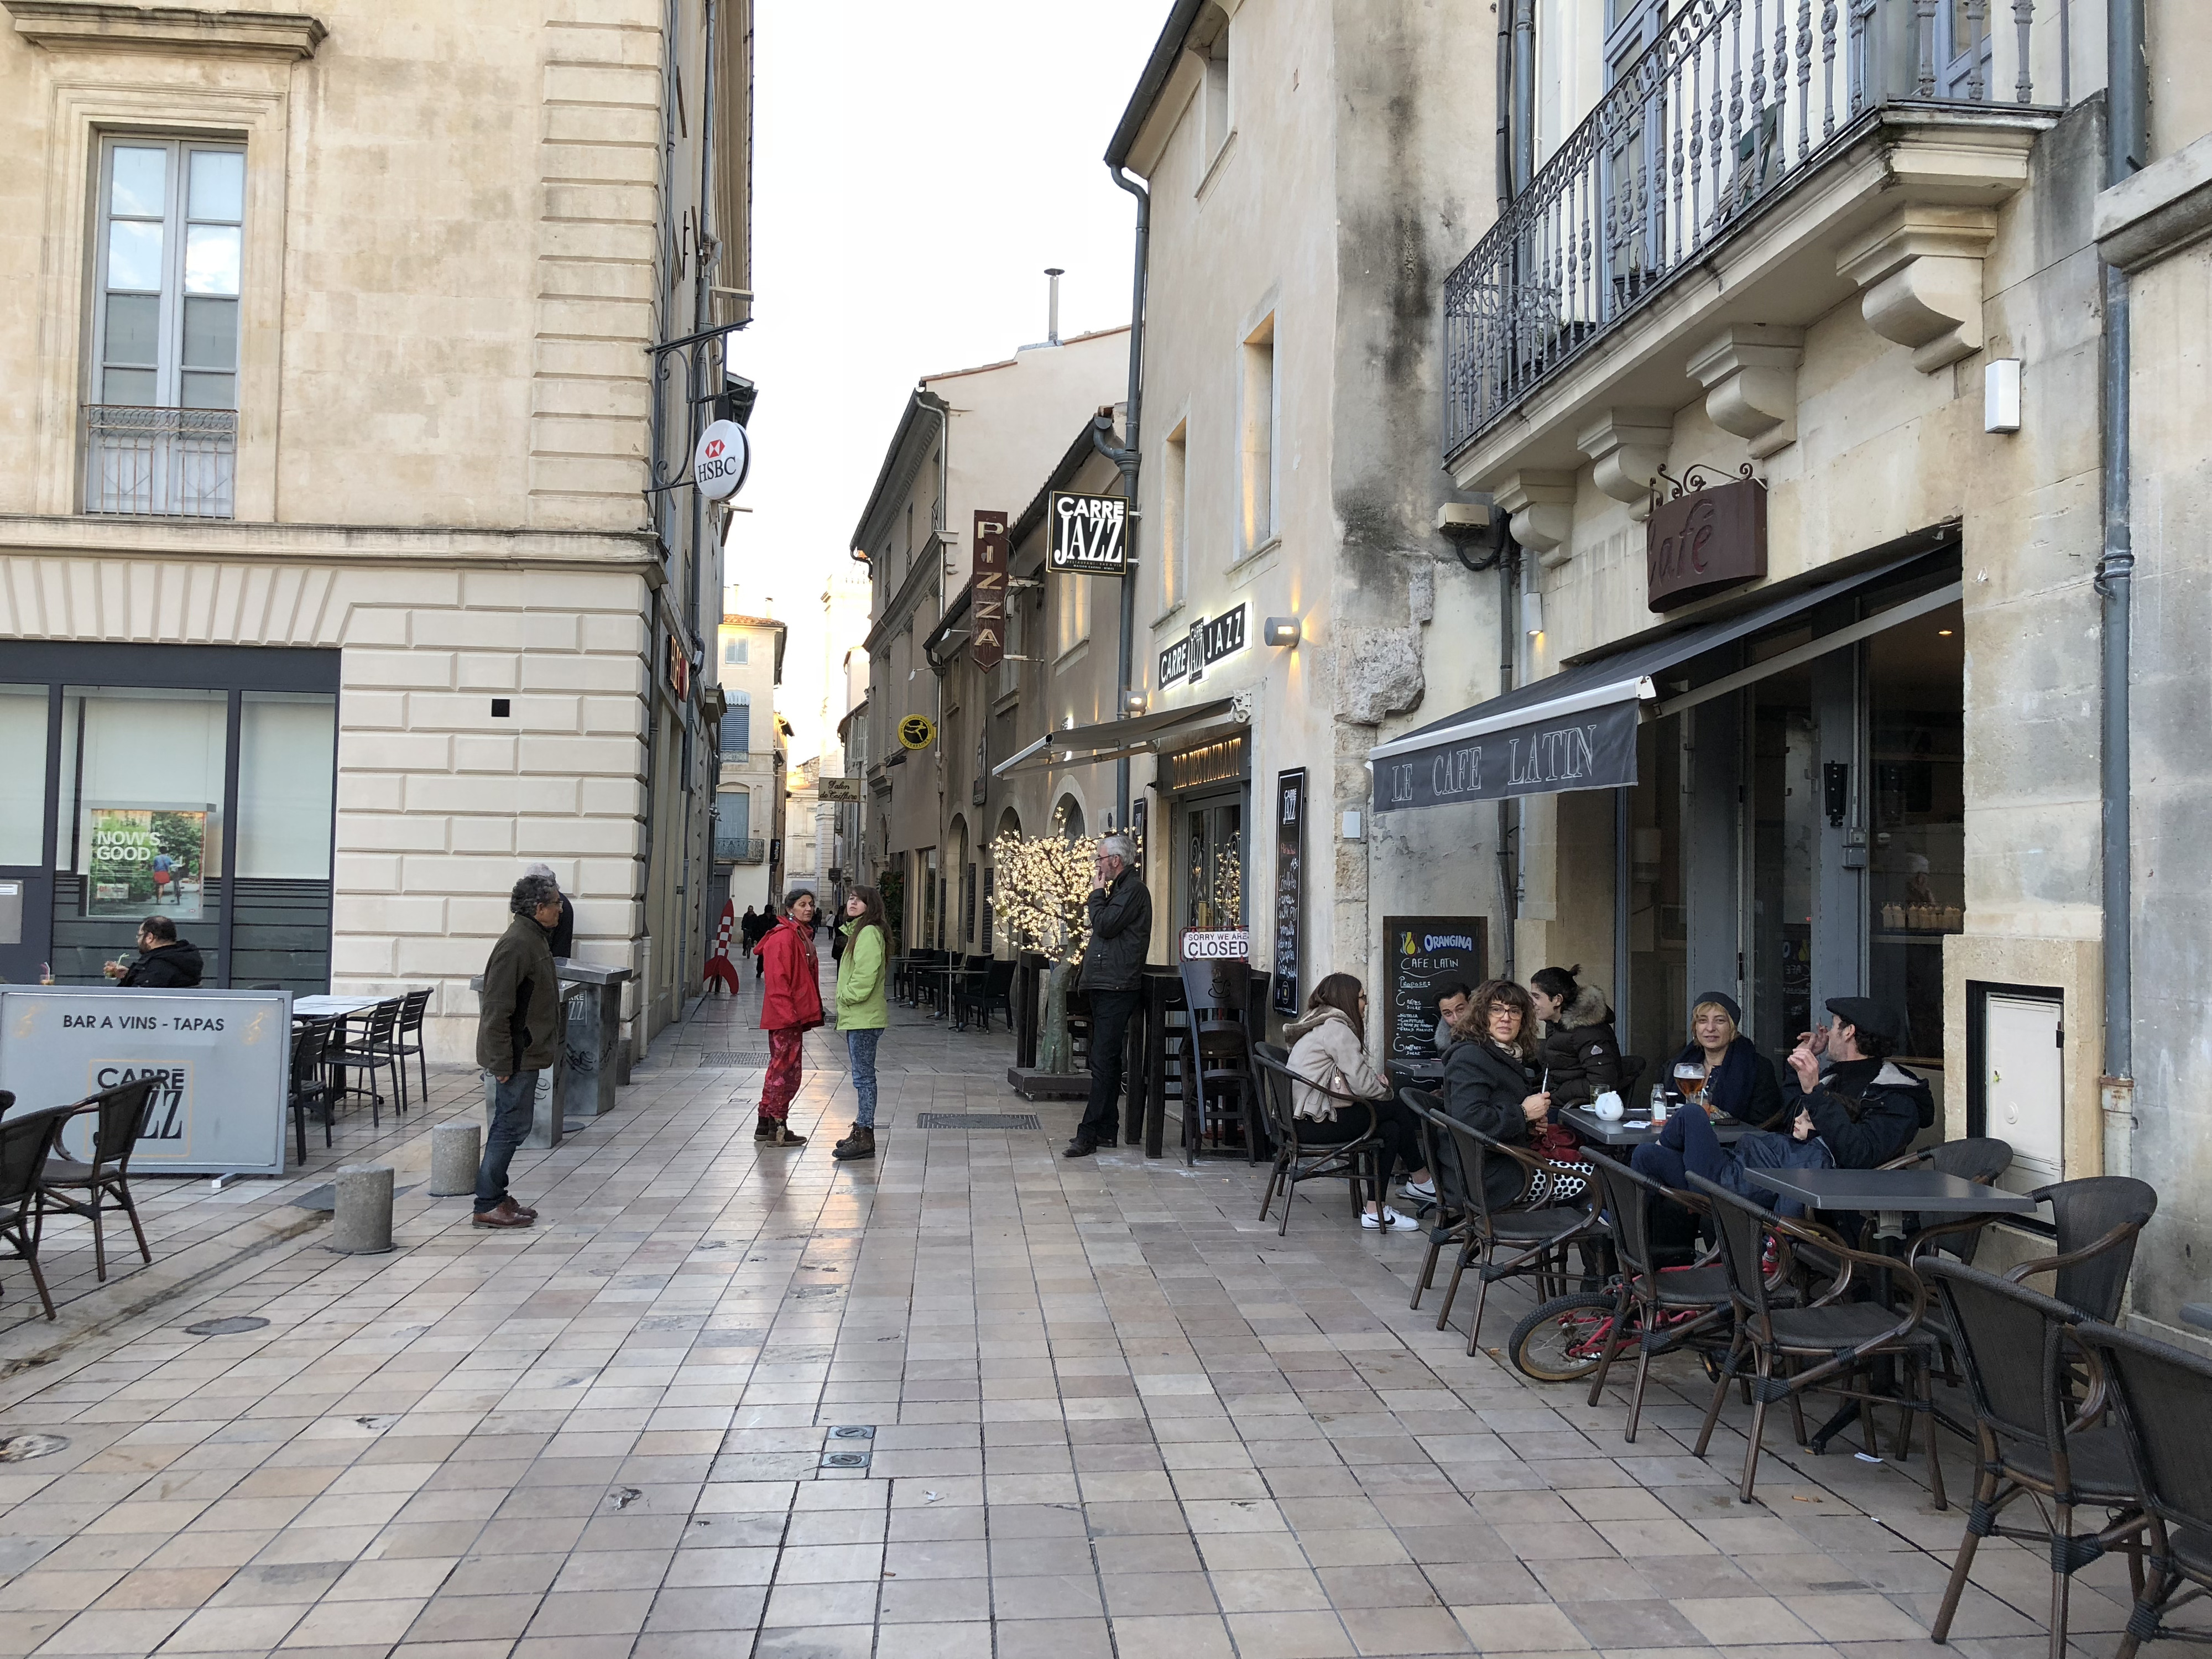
[692,420,750,502]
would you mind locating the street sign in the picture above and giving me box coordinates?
[898,714,936,750]
[1048,491,1129,575]
[693,420,750,501]
[972,509,1009,671]
[817,776,861,802]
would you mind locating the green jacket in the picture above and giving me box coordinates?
[477,915,561,1075]
[834,921,888,1030]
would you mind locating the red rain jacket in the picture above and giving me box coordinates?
[754,916,823,1032]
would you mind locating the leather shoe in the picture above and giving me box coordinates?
[510,1201,538,1221]
[472,1198,531,1228]
[1063,1139,1097,1159]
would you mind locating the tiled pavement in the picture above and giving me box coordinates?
[0,967,2187,1658]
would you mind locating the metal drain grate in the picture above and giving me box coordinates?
[700,1051,771,1067]
[184,1316,270,1336]
[916,1112,1043,1131]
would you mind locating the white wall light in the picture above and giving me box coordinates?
[1521,591,1545,636]
[1985,359,2022,433]
[1340,810,1365,842]
[1262,615,1301,648]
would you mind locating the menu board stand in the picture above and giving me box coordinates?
[1381,916,1488,1064]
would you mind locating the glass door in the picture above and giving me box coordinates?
[1178,795,1245,932]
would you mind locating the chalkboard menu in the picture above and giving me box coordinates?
[1382,916,1488,1062]
[1271,769,1305,1016]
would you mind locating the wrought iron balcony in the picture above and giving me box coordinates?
[82,406,237,519]
[716,836,766,864]
[1443,0,2059,462]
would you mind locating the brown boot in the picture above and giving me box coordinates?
[472,1198,531,1228]
[765,1120,806,1148]
[832,1126,874,1162]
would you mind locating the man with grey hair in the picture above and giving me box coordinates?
[472,871,563,1227]
[523,862,574,958]
[1068,832,1151,1157]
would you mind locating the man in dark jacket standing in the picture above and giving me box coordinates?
[106,915,203,987]
[1783,996,1931,1167]
[473,872,564,1228]
[1068,834,1150,1158]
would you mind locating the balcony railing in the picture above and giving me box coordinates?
[1443,0,2058,459]
[716,836,766,864]
[83,406,237,519]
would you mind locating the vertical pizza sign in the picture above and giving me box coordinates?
[971,509,1009,672]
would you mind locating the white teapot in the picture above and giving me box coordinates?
[1592,1089,1625,1121]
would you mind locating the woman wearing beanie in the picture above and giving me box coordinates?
[1668,992,1786,1128]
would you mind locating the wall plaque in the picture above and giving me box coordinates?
[1646,477,1766,611]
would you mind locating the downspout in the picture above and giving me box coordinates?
[2098,0,2147,1178]
[1100,163,1150,832]
[1495,0,1512,212]
[1511,0,1535,196]
[1496,538,1520,980]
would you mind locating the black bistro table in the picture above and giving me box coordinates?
[1741,1166,2040,1218]
[1559,1103,1757,1151]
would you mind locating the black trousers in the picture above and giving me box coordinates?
[1078,988,1142,1144]
[1297,1097,1422,1186]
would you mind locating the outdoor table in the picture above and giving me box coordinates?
[292,994,387,1115]
[1741,1167,2040,1215]
[1559,1104,1757,1150]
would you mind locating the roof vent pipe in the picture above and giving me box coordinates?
[1045,268,1064,346]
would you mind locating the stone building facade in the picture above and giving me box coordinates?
[0,0,749,1060]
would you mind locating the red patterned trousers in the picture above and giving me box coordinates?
[759,1026,804,1120]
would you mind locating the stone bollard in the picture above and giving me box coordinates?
[330,1164,395,1254]
[428,1122,481,1197]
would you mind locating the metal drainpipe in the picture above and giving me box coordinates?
[1511,0,1535,196]
[1105,163,1150,832]
[1495,1,1513,212]
[2099,0,2147,1178]
[1496,539,1520,980]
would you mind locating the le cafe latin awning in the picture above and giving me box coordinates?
[1370,551,1962,815]
[993,698,1240,779]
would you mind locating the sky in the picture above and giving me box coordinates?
[727,1,1169,762]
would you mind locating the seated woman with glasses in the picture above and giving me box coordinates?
[1286,973,1432,1232]
[1441,977,1591,1206]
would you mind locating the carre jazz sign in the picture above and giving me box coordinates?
[972,509,1009,672]
[1048,491,1128,575]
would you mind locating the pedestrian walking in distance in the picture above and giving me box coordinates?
[832,884,890,1162]
[1068,833,1151,1158]
[753,887,823,1146]
[473,871,563,1228]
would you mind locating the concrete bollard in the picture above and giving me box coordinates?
[428,1122,481,1197]
[330,1164,395,1254]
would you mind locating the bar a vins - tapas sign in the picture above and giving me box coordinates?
[971,509,1009,671]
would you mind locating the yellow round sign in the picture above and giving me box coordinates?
[898,714,937,750]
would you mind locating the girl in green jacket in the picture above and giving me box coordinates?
[832,885,890,1161]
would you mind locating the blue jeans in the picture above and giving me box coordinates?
[847,1028,882,1128]
[477,1070,538,1212]
[1631,1105,1833,1217]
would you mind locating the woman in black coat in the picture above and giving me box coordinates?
[1441,978,1589,1209]
[1528,965,1623,1110]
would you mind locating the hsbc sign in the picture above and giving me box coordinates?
[693,419,752,502]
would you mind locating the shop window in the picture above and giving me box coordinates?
[1182,800,1244,930]
[1162,420,1188,607]
[85,139,244,519]
[0,686,48,865]
[1867,604,1965,1064]
[233,692,336,992]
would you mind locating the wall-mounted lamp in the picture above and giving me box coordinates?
[1985,358,2022,433]
[1121,690,1147,715]
[1262,615,1301,648]
[1521,591,1545,637]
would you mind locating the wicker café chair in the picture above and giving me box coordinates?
[1251,1050,1385,1237]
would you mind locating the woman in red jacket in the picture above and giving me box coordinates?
[752,888,823,1146]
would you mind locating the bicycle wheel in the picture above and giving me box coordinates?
[1507,1292,1626,1383]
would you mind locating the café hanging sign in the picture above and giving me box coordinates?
[1646,472,1765,611]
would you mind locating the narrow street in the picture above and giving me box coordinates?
[0,959,2171,1659]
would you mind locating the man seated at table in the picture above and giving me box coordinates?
[104,915,203,988]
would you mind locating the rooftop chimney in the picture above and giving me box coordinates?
[1045,268,1064,346]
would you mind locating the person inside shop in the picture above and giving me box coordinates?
[1667,991,1787,1128]
[1285,974,1433,1231]
[1441,978,1592,1208]
[104,915,203,988]
[524,863,573,958]
[1527,964,1622,1112]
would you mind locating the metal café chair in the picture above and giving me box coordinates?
[1920,1260,2147,1659]
[1401,1088,1470,1311]
[953,959,1015,1032]
[289,1018,340,1166]
[326,997,406,1125]
[33,1077,160,1284]
[389,988,434,1109]
[0,1105,81,1321]
[2070,1316,2212,1659]
[1687,1172,1948,1506]
[1250,1050,1384,1237]
[2010,1175,2158,1322]
[1426,1113,1603,1357]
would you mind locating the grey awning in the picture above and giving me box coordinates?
[994,697,1238,778]
[1369,546,1956,814]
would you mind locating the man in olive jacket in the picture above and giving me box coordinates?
[1069,834,1150,1157]
[473,872,564,1228]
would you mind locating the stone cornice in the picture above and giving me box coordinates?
[2097,131,2212,274]
[0,514,659,570]
[3,1,326,61]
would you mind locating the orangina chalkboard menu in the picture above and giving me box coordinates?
[1381,916,1488,1063]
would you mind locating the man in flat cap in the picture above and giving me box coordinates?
[1782,996,1931,1168]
